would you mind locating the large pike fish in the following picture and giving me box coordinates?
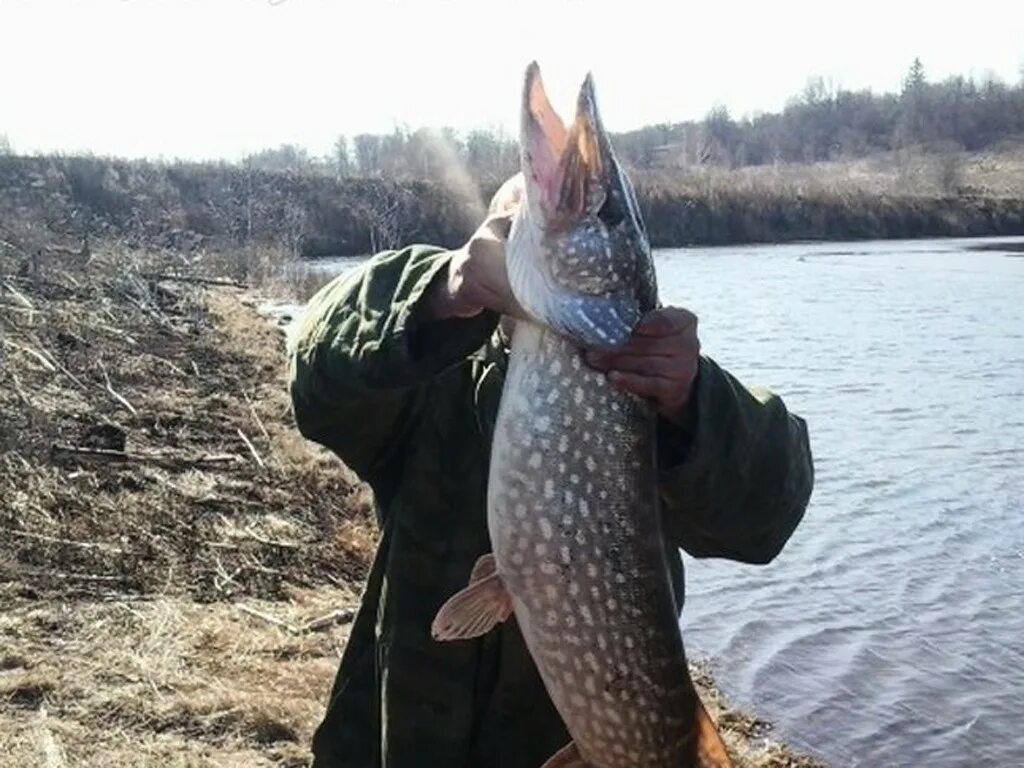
[432,62,732,768]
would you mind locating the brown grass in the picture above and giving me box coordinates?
[0,225,823,766]
[5,147,1024,265]
[0,233,374,602]
[0,589,358,767]
[636,146,1024,200]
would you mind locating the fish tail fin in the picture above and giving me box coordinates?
[692,695,734,768]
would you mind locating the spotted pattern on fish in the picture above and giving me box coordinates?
[488,322,697,767]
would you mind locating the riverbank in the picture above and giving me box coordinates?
[3,151,1024,261]
[0,232,823,766]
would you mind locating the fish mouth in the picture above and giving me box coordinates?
[557,73,609,221]
[512,62,653,349]
[520,62,611,224]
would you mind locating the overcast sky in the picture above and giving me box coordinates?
[1,0,1022,160]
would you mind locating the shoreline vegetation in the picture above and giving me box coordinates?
[0,228,825,766]
[2,149,1024,269]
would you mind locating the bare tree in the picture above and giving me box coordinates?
[934,142,965,196]
[245,144,311,174]
[364,194,404,254]
[281,199,308,259]
[354,134,382,176]
[333,135,352,178]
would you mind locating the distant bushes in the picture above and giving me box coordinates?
[0,154,480,257]
[637,183,1024,246]
[2,153,1024,260]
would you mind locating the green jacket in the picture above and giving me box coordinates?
[288,245,813,768]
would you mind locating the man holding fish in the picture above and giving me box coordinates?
[289,64,813,768]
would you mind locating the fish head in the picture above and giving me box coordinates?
[507,62,657,349]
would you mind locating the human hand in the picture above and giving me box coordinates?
[584,307,701,425]
[426,176,526,320]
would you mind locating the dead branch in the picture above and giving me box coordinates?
[212,553,244,593]
[0,337,56,372]
[236,603,298,634]
[5,528,125,554]
[2,280,34,309]
[37,337,88,389]
[0,303,37,315]
[98,358,138,415]
[3,333,88,389]
[56,270,82,289]
[50,443,244,469]
[116,274,181,335]
[242,389,272,444]
[236,603,355,635]
[9,451,33,472]
[242,526,299,549]
[238,555,287,577]
[94,323,138,346]
[236,427,265,469]
[12,566,127,583]
[145,353,186,376]
[5,366,33,408]
[35,706,69,768]
[141,272,248,289]
[299,608,356,633]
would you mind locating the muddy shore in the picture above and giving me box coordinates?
[0,233,823,766]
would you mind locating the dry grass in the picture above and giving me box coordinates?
[0,226,373,764]
[0,588,358,767]
[0,233,374,602]
[637,146,1024,201]
[0,225,823,766]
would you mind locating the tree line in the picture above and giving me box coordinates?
[634,59,1024,168]
[239,59,1024,182]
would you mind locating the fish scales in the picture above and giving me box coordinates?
[489,321,691,766]
[432,62,732,768]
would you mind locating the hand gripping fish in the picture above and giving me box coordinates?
[433,62,733,768]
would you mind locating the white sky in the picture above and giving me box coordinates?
[1,0,1022,161]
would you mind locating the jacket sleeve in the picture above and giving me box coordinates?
[657,356,814,565]
[287,245,499,484]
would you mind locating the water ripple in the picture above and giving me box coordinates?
[662,236,1024,766]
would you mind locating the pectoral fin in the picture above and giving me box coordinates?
[469,553,497,584]
[431,571,512,641]
[540,741,586,768]
[693,696,734,767]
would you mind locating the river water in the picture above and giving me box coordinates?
[289,236,1024,767]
